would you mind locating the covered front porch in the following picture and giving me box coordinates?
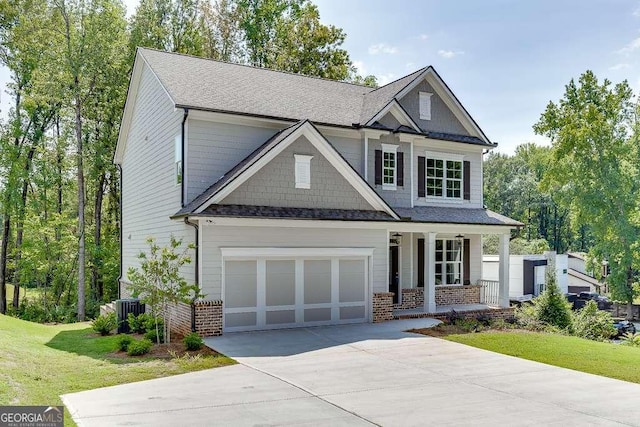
[385,227,511,317]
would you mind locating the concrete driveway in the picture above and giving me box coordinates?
[63,319,640,426]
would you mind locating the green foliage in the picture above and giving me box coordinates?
[127,236,199,344]
[116,334,134,351]
[13,298,77,324]
[92,313,118,336]
[572,301,616,341]
[531,272,573,330]
[126,338,153,356]
[483,236,550,255]
[127,312,153,334]
[144,320,165,343]
[183,332,203,351]
[534,70,640,307]
[620,333,640,347]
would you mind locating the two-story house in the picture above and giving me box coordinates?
[115,48,521,336]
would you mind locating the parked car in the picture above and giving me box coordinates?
[613,320,636,338]
[577,292,612,310]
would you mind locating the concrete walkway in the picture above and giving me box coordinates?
[63,320,640,426]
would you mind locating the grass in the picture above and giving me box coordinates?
[445,331,640,383]
[0,314,235,426]
[6,283,42,301]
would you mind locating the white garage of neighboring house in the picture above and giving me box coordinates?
[483,252,568,300]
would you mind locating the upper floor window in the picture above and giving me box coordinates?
[419,92,432,120]
[174,134,182,185]
[424,151,463,199]
[381,143,398,190]
[294,154,313,189]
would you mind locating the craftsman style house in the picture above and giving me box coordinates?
[115,48,521,335]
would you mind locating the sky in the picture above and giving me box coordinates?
[3,0,640,154]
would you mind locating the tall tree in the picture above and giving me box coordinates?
[534,71,640,314]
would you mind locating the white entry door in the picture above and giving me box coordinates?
[222,249,371,332]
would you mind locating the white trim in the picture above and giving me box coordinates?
[410,141,415,207]
[424,150,464,161]
[419,92,432,120]
[221,247,376,258]
[423,151,464,201]
[366,100,421,132]
[364,135,369,181]
[193,121,399,219]
[294,154,313,189]
[381,144,398,191]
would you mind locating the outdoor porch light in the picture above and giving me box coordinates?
[455,234,464,249]
[391,232,402,245]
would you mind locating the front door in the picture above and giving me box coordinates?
[389,246,399,304]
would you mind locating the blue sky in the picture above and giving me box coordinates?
[3,0,640,153]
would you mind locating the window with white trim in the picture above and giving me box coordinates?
[426,152,463,199]
[382,143,398,190]
[174,134,182,185]
[294,154,313,189]
[435,239,463,285]
[419,92,432,120]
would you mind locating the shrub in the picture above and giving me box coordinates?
[183,332,204,351]
[531,271,573,330]
[621,333,640,347]
[445,309,462,324]
[474,312,492,326]
[144,326,164,343]
[127,313,147,334]
[572,300,616,341]
[127,338,153,356]
[117,334,134,351]
[92,312,118,336]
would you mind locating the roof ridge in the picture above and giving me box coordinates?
[367,66,429,94]
[138,47,376,91]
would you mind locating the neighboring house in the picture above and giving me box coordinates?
[483,252,568,301]
[567,252,606,293]
[115,48,522,335]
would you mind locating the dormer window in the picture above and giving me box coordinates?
[294,154,313,189]
[419,92,432,120]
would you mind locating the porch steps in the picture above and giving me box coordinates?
[99,301,116,317]
[394,307,515,321]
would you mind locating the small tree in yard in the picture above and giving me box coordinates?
[532,270,573,330]
[127,236,200,344]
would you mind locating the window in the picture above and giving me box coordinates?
[381,143,398,190]
[425,152,463,199]
[435,239,463,285]
[174,135,182,185]
[294,154,313,189]
[419,92,432,120]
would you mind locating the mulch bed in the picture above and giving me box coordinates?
[109,333,221,359]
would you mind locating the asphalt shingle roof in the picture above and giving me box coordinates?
[199,205,396,221]
[394,206,524,227]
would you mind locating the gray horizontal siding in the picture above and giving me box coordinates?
[121,64,194,282]
[324,134,362,174]
[200,225,387,300]
[367,135,412,208]
[220,135,373,210]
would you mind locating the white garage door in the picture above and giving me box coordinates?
[222,248,371,332]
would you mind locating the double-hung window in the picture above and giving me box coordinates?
[425,151,463,200]
[381,143,398,190]
[435,239,463,285]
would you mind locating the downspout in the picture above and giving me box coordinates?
[181,108,189,207]
[116,163,123,300]
[184,217,199,332]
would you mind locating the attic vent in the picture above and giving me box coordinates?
[294,154,313,189]
[419,92,432,120]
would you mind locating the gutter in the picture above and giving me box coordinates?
[116,163,123,299]
[181,108,189,207]
[184,217,199,332]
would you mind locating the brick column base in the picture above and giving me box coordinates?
[373,292,394,323]
[169,300,224,337]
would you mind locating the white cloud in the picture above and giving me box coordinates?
[368,43,399,55]
[352,60,367,75]
[377,73,396,86]
[609,63,631,71]
[616,37,640,55]
[437,49,465,59]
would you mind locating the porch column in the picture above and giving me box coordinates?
[423,232,437,313]
[498,233,510,308]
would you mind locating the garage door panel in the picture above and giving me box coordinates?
[304,307,332,322]
[225,312,257,328]
[304,260,331,304]
[266,310,296,325]
[339,260,366,303]
[340,306,366,320]
[225,261,257,309]
[265,260,295,306]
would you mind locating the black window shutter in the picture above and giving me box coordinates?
[375,149,382,185]
[397,152,404,186]
[418,156,425,197]
[418,238,425,287]
[463,161,471,200]
[463,238,470,285]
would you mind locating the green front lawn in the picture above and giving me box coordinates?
[446,331,640,383]
[0,314,234,425]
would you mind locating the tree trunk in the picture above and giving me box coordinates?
[75,87,86,321]
[0,216,9,314]
[92,173,105,301]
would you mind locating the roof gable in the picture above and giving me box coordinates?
[176,120,399,219]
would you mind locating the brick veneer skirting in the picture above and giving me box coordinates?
[373,292,394,322]
[435,285,481,305]
[168,300,223,337]
[394,307,515,321]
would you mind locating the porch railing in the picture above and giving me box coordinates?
[479,280,500,306]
